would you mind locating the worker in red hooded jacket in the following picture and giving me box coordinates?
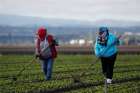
[35,27,58,80]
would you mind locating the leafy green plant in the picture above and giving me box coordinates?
[0,54,140,93]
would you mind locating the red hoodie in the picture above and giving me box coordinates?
[35,27,57,59]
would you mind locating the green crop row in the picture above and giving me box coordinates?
[0,54,140,93]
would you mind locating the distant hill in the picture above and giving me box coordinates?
[0,14,140,39]
[0,14,140,27]
[0,14,140,45]
[0,14,91,27]
[94,19,140,27]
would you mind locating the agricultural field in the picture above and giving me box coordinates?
[0,54,140,93]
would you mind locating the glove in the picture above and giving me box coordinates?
[35,54,41,59]
[35,55,39,59]
[36,54,46,60]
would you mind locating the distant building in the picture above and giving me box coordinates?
[124,32,133,36]
[78,39,85,46]
[69,39,86,45]
[70,40,78,45]
[69,39,94,46]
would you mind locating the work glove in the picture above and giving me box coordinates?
[36,54,46,60]
[35,54,41,59]
[35,55,39,59]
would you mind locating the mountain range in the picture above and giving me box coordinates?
[0,14,140,27]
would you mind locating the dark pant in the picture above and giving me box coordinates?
[41,58,53,80]
[101,53,117,79]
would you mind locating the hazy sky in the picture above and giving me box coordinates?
[0,0,140,21]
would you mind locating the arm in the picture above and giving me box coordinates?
[97,35,121,56]
[94,34,121,57]
[109,35,121,46]
[48,35,58,58]
[47,35,58,46]
[94,42,102,57]
[50,36,59,46]
[35,38,41,55]
[52,39,59,46]
[35,38,43,59]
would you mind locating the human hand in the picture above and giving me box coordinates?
[35,54,41,59]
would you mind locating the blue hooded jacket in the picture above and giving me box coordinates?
[94,33,118,57]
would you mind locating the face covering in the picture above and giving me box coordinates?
[97,31,108,46]
[37,27,47,41]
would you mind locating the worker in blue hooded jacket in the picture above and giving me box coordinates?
[94,27,120,84]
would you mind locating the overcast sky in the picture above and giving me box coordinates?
[0,0,140,21]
